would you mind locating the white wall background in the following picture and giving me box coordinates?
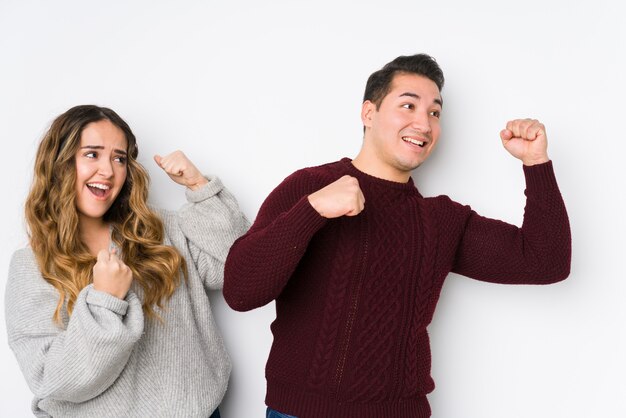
[1,1,624,417]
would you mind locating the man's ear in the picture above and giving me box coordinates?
[361,100,376,128]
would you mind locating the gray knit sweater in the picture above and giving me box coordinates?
[5,176,250,418]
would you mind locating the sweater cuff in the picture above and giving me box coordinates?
[523,160,559,192]
[291,195,329,238]
[185,175,223,203]
[85,285,130,316]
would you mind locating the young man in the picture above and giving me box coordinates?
[224,54,571,418]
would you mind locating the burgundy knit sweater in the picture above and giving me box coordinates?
[224,158,571,418]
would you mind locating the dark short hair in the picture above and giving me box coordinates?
[363,53,444,108]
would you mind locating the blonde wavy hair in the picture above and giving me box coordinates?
[25,105,187,323]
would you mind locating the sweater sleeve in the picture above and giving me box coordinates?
[451,161,571,284]
[163,175,250,290]
[4,249,144,403]
[223,169,328,311]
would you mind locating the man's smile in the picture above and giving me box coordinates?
[401,136,427,147]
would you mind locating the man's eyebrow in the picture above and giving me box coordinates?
[80,145,127,155]
[399,92,443,107]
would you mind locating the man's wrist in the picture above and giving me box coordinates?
[522,156,550,166]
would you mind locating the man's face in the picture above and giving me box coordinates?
[361,73,442,182]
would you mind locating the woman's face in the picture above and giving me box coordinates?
[74,119,128,225]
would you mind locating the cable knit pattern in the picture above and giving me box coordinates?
[343,183,413,403]
[5,176,249,418]
[224,158,571,418]
[307,220,359,392]
[403,198,439,397]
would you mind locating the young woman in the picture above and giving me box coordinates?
[5,105,249,417]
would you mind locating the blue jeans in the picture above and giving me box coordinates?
[210,408,220,418]
[266,407,298,418]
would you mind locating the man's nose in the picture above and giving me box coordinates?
[412,111,432,133]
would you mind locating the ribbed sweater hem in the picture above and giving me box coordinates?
[266,382,431,418]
